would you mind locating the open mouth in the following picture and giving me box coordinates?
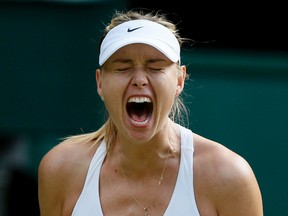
[126,97,153,125]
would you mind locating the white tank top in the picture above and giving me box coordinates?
[72,124,200,216]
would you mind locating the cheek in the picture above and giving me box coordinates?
[101,76,126,103]
[154,75,178,95]
[153,79,178,110]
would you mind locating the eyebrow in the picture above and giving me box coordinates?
[146,58,167,64]
[111,58,132,64]
[111,58,167,64]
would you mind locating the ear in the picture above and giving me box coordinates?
[176,65,186,96]
[96,69,104,101]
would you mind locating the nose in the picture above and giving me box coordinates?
[131,69,148,88]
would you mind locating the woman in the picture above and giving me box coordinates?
[38,9,263,216]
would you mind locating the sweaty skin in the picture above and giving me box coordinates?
[38,43,263,216]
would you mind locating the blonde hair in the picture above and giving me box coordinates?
[64,9,189,148]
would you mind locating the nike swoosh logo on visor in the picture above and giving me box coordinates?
[127,26,143,32]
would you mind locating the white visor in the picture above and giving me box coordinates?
[99,19,180,66]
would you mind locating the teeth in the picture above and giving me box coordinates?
[128,97,151,103]
[130,118,150,125]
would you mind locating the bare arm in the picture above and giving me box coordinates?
[38,145,67,216]
[194,134,263,216]
[215,155,263,216]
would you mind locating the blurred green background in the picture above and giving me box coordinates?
[0,1,287,215]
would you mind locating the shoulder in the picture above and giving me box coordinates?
[193,133,263,215]
[193,133,253,181]
[38,138,100,215]
[38,137,101,186]
[39,139,93,180]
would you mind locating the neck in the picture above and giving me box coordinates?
[116,123,177,166]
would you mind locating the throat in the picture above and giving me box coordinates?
[127,102,152,124]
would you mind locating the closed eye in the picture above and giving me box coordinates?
[116,67,132,72]
[146,67,164,73]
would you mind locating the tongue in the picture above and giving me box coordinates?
[131,113,147,122]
